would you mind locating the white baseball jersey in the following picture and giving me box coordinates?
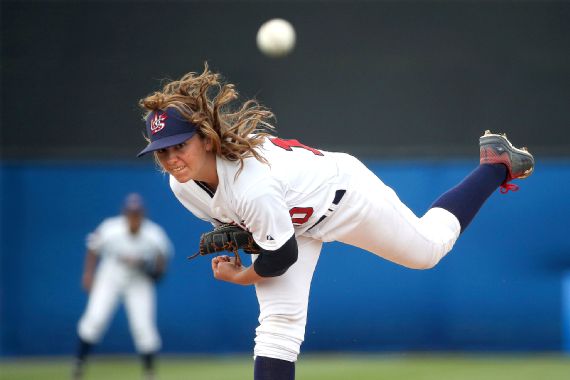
[170,137,351,251]
[87,216,172,264]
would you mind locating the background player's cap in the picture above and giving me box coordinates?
[137,107,197,157]
[123,193,145,213]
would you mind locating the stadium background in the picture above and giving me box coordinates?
[1,0,570,363]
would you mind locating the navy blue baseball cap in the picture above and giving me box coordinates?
[123,193,144,213]
[137,107,198,157]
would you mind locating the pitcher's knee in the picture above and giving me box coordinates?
[399,237,457,269]
[254,314,306,362]
[254,334,301,362]
[402,207,461,270]
[406,248,447,270]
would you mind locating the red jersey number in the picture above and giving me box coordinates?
[270,138,324,156]
[289,207,314,225]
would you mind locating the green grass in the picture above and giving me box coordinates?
[1,353,570,380]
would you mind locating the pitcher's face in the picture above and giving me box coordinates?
[155,135,216,184]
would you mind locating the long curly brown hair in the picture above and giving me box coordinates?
[139,63,275,173]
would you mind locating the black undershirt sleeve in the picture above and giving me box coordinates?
[253,234,298,277]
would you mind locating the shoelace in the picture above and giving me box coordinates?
[500,183,519,194]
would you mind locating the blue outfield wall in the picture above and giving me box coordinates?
[1,159,569,356]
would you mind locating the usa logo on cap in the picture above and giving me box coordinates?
[138,107,198,157]
[150,112,167,134]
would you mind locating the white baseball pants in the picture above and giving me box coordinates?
[253,153,460,362]
[77,262,161,353]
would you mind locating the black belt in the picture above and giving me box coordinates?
[307,189,346,231]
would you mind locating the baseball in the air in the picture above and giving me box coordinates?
[256,18,296,58]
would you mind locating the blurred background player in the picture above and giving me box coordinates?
[72,193,173,380]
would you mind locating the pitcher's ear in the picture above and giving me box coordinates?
[204,136,214,152]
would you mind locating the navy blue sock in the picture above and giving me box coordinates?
[431,164,507,233]
[75,337,93,362]
[141,352,155,372]
[254,356,295,380]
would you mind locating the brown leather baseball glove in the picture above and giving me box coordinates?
[188,224,261,266]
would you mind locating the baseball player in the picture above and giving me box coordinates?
[72,193,173,380]
[137,65,534,380]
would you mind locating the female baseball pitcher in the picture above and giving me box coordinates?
[137,65,534,380]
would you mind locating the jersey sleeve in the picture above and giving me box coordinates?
[152,225,174,258]
[86,219,110,254]
[236,179,294,251]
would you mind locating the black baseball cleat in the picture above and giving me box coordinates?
[71,360,84,380]
[479,130,535,193]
